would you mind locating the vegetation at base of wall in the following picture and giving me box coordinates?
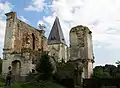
[0,75,5,87]
[0,58,2,74]
[53,61,83,87]
[35,52,54,80]
[55,61,75,79]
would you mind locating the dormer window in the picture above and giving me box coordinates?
[51,36,56,40]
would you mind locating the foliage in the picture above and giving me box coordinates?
[104,64,117,77]
[0,75,5,87]
[26,72,38,82]
[115,65,120,78]
[0,58,2,74]
[0,75,5,83]
[35,52,54,80]
[53,61,80,88]
[93,66,112,78]
[116,60,120,65]
[93,64,120,78]
[55,61,75,79]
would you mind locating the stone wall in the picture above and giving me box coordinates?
[69,25,94,79]
[2,12,48,80]
[48,43,68,62]
[4,11,47,54]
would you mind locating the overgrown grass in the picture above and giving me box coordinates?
[10,81,67,88]
[0,75,81,88]
[0,75,5,87]
[10,83,21,88]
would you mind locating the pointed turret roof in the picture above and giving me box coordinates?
[48,17,66,45]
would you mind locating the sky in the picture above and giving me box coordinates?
[0,0,120,66]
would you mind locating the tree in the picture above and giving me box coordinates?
[104,64,117,78]
[115,64,120,78]
[93,64,120,79]
[93,66,112,78]
[36,52,54,80]
[116,60,120,65]
[0,58,2,74]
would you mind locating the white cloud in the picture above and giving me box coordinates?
[0,19,6,44]
[43,14,56,26]
[19,16,29,23]
[43,0,120,49]
[40,0,120,65]
[0,2,13,17]
[24,0,46,12]
[37,20,44,26]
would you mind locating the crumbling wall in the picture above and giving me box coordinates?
[4,11,47,54]
[2,12,48,80]
[69,25,94,79]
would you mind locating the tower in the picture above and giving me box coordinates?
[70,25,94,79]
[3,12,17,54]
[2,11,48,81]
[48,17,68,62]
[2,12,18,75]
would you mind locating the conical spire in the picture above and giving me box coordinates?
[48,17,66,45]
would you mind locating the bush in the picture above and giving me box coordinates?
[53,61,76,87]
[36,52,54,80]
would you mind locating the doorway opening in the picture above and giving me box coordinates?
[12,60,21,81]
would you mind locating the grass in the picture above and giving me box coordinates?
[10,81,67,88]
[0,75,5,88]
[0,76,81,88]
[0,80,82,88]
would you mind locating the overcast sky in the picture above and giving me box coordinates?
[0,0,120,66]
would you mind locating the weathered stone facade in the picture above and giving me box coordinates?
[48,17,68,62]
[2,12,48,81]
[70,25,94,80]
[2,12,94,82]
[48,44,68,62]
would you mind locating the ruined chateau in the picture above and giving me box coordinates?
[2,11,94,81]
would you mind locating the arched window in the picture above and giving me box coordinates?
[32,33,35,50]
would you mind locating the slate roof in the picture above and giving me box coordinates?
[48,17,66,45]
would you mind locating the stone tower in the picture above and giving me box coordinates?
[70,25,94,79]
[2,11,48,81]
[48,17,68,62]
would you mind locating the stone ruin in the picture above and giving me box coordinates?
[2,11,94,82]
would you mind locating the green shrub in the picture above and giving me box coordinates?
[36,52,54,80]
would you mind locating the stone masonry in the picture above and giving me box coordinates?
[48,17,68,62]
[2,11,94,82]
[70,25,94,79]
[2,11,48,81]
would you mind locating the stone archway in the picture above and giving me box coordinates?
[12,60,21,81]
